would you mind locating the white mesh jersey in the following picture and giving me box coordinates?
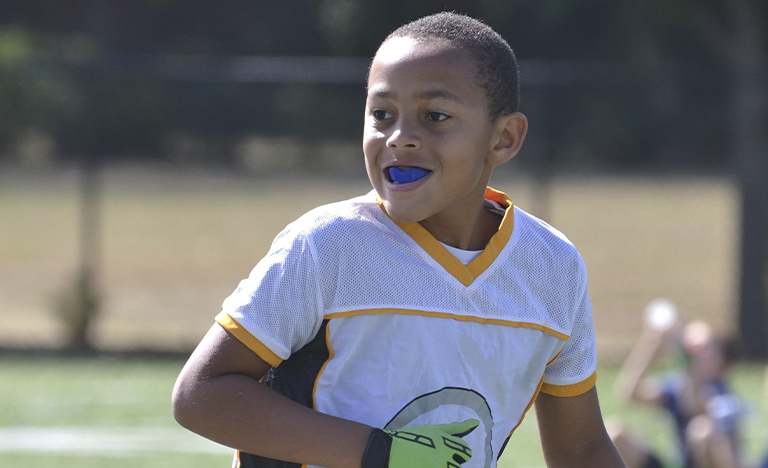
[217,187,597,468]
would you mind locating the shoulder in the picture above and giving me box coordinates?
[511,206,587,277]
[243,191,386,294]
[513,206,578,251]
[272,191,388,250]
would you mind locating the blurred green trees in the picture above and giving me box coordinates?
[0,0,763,171]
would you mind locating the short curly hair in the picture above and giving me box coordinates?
[378,12,520,119]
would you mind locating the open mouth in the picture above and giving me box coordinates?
[386,166,432,185]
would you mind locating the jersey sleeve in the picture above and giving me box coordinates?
[217,224,324,367]
[540,268,598,397]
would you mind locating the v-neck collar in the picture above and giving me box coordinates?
[379,187,515,287]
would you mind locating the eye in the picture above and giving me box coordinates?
[425,111,449,123]
[371,109,393,121]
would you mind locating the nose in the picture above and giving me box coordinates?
[386,118,421,150]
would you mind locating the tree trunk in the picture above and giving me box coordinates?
[727,0,768,359]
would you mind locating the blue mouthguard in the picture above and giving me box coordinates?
[388,167,431,184]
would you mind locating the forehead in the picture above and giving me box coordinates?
[368,37,481,98]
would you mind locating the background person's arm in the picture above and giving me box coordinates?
[615,304,681,405]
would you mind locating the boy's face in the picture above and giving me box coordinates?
[364,37,502,229]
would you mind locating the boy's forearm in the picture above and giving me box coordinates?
[536,390,627,468]
[544,437,627,468]
[173,372,372,468]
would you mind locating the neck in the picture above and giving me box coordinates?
[419,200,503,251]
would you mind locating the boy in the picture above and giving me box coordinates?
[173,12,626,468]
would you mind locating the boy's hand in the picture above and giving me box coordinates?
[361,419,479,468]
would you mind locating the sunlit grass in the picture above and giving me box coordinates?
[0,355,232,468]
[1,356,765,468]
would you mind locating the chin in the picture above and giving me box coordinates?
[382,202,426,224]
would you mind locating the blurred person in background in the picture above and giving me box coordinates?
[608,299,744,468]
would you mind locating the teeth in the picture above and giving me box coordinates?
[388,167,431,184]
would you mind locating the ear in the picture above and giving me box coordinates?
[487,112,528,167]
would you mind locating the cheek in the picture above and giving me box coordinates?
[362,138,381,182]
[447,140,488,172]
[363,130,386,160]
[362,138,375,165]
[441,146,490,189]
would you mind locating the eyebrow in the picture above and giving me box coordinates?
[367,88,465,105]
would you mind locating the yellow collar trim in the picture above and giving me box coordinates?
[378,187,515,287]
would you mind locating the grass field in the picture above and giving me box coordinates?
[0,355,765,467]
[0,164,762,466]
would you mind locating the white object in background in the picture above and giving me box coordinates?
[644,298,677,330]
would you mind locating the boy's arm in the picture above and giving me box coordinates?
[172,324,372,468]
[535,387,627,468]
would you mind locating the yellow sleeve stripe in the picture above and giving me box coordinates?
[325,308,569,340]
[215,311,283,368]
[539,371,597,397]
